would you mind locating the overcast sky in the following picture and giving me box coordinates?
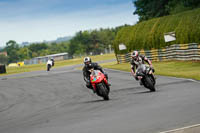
[0,0,138,47]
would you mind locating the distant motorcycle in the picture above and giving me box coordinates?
[46,59,54,71]
[89,69,110,100]
[136,64,156,92]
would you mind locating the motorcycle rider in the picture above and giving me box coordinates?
[130,51,154,85]
[50,58,54,66]
[82,57,110,91]
[47,58,53,71]
[47,58,53,66]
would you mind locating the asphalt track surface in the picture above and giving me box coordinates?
[0,64,200,133]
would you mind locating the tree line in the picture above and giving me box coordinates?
[0,26,126,64]
[133,0,200,22]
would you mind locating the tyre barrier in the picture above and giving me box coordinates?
[0,64,6,74]
[116,43,200,63]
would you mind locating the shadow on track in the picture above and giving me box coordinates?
[81,99,106,104]
[132,90,154,94]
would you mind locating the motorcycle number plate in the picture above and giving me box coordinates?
[92,78,97,82]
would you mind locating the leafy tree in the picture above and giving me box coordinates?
[5,40,20,63]
[167,0,200,14]
[0,55,8,65]
[17,47,31,61]
[28,43,48,53]
[27,43,49,57]
[2,24,124,61]
[133,0,200,22]
[133,0,170,21]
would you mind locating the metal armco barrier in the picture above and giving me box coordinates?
[116,43,200,63]
[117,53,131,63]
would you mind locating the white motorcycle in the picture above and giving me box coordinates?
[47,59,53,71]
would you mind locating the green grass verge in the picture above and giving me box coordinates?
[1,53,200,81]
[0,53,115,76]
[101,61,200,81]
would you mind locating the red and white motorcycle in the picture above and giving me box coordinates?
[89,69,110,100]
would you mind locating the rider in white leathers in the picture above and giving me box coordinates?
[47,59,53,66]
[47,58,54,71]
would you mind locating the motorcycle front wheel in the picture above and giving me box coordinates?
[144,76,156,92]
[98,82,109,100]
[47,64,51,71]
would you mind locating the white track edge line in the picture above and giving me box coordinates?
[159,123,200,133]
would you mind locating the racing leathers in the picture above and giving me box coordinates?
[47,59,53,66]
[82,62,108,89]
[130,55,153,81]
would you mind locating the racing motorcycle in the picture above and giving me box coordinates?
[89,69,110,100]
[135,63,156,92]
[47,59,54,71]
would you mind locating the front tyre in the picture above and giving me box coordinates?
[47,64,51,71]
[145,76,156,92]
[98,83,109,100]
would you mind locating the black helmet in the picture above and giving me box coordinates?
[84,57,91,64]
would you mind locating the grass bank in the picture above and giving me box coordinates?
[0,53,115,76]
[114,8,200,54]
[102,61,200,81]
[1,53,200,81]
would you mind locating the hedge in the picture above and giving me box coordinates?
[114,8,200,54]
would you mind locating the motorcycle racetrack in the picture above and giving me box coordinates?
[0,64,200,133]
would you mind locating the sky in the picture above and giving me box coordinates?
[0,0,138,47]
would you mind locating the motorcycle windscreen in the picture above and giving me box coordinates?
[136,64,146,76]
[90,70,103,83]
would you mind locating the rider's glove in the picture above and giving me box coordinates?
[132,73,138,80]
[149,65,155,73]
[135,76,139,81]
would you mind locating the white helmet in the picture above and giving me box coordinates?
[84,57,91,64]
[131,51,139,59]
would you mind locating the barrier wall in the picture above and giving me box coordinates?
[116,43,200,63]
[0,64,6,74]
